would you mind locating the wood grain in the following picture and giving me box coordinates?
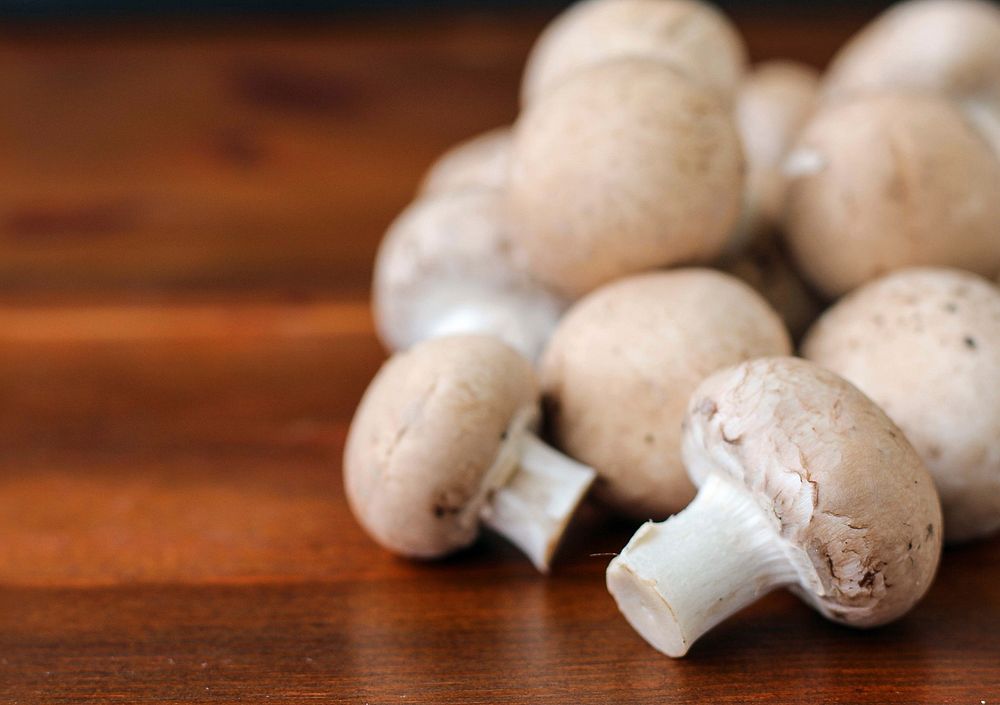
[1,7,998,704]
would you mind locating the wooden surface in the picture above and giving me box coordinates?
[1,7,998,704]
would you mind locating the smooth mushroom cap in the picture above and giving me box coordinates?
[683,357,943,627]
[802,267,1000,543]
[823,0,1000,108]
[783,92,1000,299]
[419,127,512,196]
[540,269,791,518]
[521,0,747,106]
[344,335,538,558]
[733,60,820,248]
[510,58,744,298]
[373,189,567,361]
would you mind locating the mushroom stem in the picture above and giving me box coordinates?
[606,474,797,657]
[480,433,596,572]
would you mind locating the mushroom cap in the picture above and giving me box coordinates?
[344,335,538,558]
[373,189,567,361]
[823,0,1000,108]
[802,267,1000,543]
[683,357,942,627]
[540,269,791,518]
[510,58,744,298]
[784,92,1000,299]
[521,0,747,106]
[419,127,512,196]
[734,60,820,246]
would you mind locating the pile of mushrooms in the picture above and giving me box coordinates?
[348,0,1000,658]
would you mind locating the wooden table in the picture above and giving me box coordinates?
[1,8,997,703]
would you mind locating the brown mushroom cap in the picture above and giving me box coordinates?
[373,190,566,361]
[541,269,791,518]
[520,0,747,106]
[683,357,942,627]
[419,127,512,196]
[344,335,538,558]
[734,60,820,247]
[510,59,744,298]
[824,0,1000,108]
[802,267,1000,543]
[784,92,1000,299]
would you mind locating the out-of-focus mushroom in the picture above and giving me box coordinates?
[607,357,942,657]
[373,189,567,362]
[344,335,596,572]
[731,60,820,250]
[803,267,1000,543]
[419,127,512,196]
[509,59,744,298]
[520,0,746,106]
[540,269,791,519]
[783,92,1000,299]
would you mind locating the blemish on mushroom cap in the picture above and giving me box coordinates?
[682,357,942,626]
[802,267,1000,543]
[344,335,539,558]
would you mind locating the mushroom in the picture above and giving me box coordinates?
[419,127,512,196]
[783,92,1000,299]
[373,189,567,362]
[540,269,791,519]
[719,238,824,341]
[730,60,820,251]
[509,58,744,298]
[520,0,747,106]
[802,267,1000,544]
[607,357,943,658]
[344,335,596,571]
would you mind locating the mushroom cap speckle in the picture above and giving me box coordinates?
[510,59,744,298]
[540,269,791,518]
[373,189,566,361]
[784,92,1000,299]
[824,0,1000,108]
[802,267,1000,543]
[734,60,820,245]
[419,127,512,196]
[344,335,539,558]
[683,357,942,627]
[521,0,747,106]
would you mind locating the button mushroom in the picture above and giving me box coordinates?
[344,335,596,572]
[520,0,747,107]
[607,357,943,657]
[731,60,820,251]
[803,267,1000,544]
[783,92,1000,299]
[509,59,744,298]
[373,189,567,362]
[419,127,512,196]
[540,269,791,519]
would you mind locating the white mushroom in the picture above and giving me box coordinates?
[509,58,744,298]
[783,92,1000,299]
[419,127,512,196]
[344,335,596,572]
[803,267,1000,543]
[607,357,942,657]
[373,189,567,362]
[730,60,820,251]
[540,269,791,519]
[521,0,747,106]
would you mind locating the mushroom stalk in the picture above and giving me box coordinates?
[606,473,797,657]
[481,433,596,572]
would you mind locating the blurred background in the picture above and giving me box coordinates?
[0,0,887,584]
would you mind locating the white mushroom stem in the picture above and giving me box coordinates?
[480,433,596,572]
[606,474,798,657]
